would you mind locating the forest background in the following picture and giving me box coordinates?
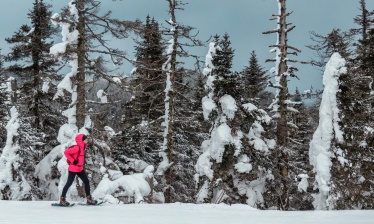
[0,0,373,211]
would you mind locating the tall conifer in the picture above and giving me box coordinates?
[241,51,269,106]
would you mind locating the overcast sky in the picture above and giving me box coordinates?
[1,0,373,92]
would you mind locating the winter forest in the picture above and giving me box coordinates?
[0,0,373,211]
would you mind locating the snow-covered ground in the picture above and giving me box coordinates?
[0,201,373,224]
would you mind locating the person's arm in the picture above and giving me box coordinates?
[64,146,78,164]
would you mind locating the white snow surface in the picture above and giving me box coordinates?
[203,42,217,76]
[112,77,122,84]
[297,174,309,192]
[309,53,346,210]
[234,155,252,173]
[201,42,218,120]
[219,94,237,120]
[242,102,257,111]
[207,123,234,163]
[42,80,50,93]
[196,121,244,181]
[202,96,216,120]
[0,201,373,224]
[97,89,108,103]
[195,149,214,180]
[248,121,270,152]
[236,177,267,207]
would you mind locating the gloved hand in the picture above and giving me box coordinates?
[73,160,78,165]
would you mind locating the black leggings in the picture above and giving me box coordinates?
[61,170,90,197]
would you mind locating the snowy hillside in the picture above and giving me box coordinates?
[0,201,373,224]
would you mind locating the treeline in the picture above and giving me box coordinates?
[0,0,373,211]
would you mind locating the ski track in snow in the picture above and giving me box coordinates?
[0,201,373,224]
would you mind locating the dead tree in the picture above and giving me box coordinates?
[263,0,308,210]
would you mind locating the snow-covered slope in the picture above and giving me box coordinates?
[0,201,373,224]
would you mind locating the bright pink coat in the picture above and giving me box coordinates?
[64,134,86,172]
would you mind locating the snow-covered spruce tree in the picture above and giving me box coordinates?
[352,0,374,74]
[36,0,140,201]
[1,67,51,200]
[0,107,31,200]
[332,64,374,210]
[309,53,347,210]
[155,0,204,203]
[358,28,374,83]
[5,0,61,128]
[289,88,317,150]
[131,15,166,121]
[310,1,374,209]
[171,67,209,203]
[351,0,374,107]
[262,0,310,210]
[286,88,315,210]
[195,34,274,208]
[165,31,209,203]
[328,1,374,209]
[110,16,165,182]
[241,50,270,107]
[0,78,41,200]
[303,1,374,210]
[5,0,64,171]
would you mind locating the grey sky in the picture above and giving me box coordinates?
[1,0,373,92]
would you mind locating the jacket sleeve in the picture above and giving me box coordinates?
[64,146,79,163]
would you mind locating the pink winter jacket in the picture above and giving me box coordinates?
[64,134,86,172]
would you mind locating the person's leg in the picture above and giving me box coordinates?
[77,170,98,204]
[60,171,77,205]
[76,170,90,196]
[61,171,77,197]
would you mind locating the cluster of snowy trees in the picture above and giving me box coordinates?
[0,0,373,210]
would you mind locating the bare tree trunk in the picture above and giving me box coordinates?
[163,0,178,204]
[9,78,17,105]
[76,0,86,129]
[30,0,43,129]
[32,56,41,129]
[277,0,288,147]
[263,0,296,210]
[32,22,41,129]
[75,0,87,197]
[277,0,290,211]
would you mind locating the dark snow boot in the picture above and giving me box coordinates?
[86,195,98,205]
[60,196,70,206]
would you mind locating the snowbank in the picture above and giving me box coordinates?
[93,165,154,203]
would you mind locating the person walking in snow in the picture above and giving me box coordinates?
[59,134,98,206]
